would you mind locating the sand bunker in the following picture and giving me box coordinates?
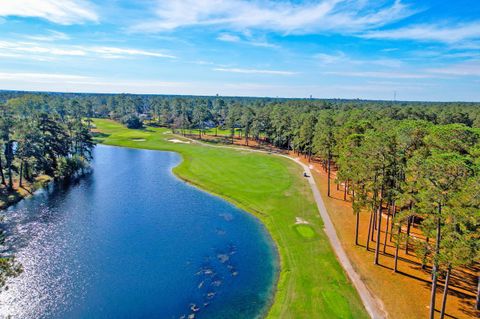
[168,139,190,144]
[295,217,309,225]
[131,138,146,142]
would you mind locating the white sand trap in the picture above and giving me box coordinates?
[168,138,190,144]
[295,217,309,225]
[132,138,146,142]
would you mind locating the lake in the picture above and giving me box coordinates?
[0,145,278,319]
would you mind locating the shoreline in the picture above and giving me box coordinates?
[176,134,386,318]
[0,177,52,211]
[92,119,370,318]
[98,143,282,319]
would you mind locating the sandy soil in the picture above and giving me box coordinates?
[190,132,480,319]
[168,138,190,144]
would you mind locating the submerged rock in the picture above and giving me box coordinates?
[190,304,200,312]
[207,291,216,299]
[217,254,229,263]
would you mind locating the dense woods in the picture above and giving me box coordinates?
[1,91,480,316]
[0,93,94,287]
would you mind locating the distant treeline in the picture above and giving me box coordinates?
[0,91,479,316]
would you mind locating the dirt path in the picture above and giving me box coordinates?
[175,136,387,319]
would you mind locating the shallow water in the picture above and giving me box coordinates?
[0,145,278,319]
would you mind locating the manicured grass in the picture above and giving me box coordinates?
[93,119,368,319]
[294,224,317,239]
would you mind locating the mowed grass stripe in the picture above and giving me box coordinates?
[93,119,368,319]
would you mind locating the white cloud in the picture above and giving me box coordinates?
[0,0,98,25]
[315,52,347,64]
[132,0,414,34]
[0,40,86,56]
[0,40,176,60]
[314,51,403,68]
[427,61,480,77]
[217,32,278,48]
[89,47,176,59]
[24,30,70,42]
[324,71,435,79]
[217,33,241,42]
[214,67,297,75]
[362,21,480,43]
[0,72,90,81]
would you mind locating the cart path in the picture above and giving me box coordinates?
[176,136,388,319]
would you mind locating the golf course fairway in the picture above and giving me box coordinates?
[93,119,368,319]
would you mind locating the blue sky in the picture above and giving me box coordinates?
[0,0,479,101]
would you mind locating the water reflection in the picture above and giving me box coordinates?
[0,145,277,319]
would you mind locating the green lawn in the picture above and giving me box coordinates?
[181,127,266,138]
[93,119,368,319]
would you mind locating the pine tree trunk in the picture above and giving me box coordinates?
[7,162,13,191]
[355,211,360,246]
[429,216,442,319]
[327,156,331,197]
[19,161,23,188]
[374,202,383,265]
[344,180,347,201]
[394,222,401,273]
[383,203,391,253]
[405,215,412,254]
[475,275,480,311]
[0,153,5,185]
[422,237,430,270]
[367,210,374,251]
[24,162,30,181]
[440,264,452,319]
[390,202,396,241]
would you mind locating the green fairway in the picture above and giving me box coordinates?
[93,119,368,319]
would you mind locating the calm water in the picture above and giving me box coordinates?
[0,145,278,319]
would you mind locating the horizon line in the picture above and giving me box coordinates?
[1,88,479,104]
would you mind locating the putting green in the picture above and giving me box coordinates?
[294,224,317,239]
[93,119,368,319]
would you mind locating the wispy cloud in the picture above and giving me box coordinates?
[314,51,404,68]
[217,32,278,48]
[427,61,480,77]
[0,40,176,59]
[217,33,241,43]
[362,21,480,43]
[214,67,296,75]
[0,72,90,81]
[24,30,70,42]
[0,0,98,25]
[0,40,86,56]
[132,0,415,34]
[89,47,176,59]
[324,71,435,79]
[314,51,347,64]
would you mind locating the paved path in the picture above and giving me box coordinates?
[290,158,387,319]
[175,136,388,319]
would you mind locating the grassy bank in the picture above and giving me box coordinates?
[93,119,368,319]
